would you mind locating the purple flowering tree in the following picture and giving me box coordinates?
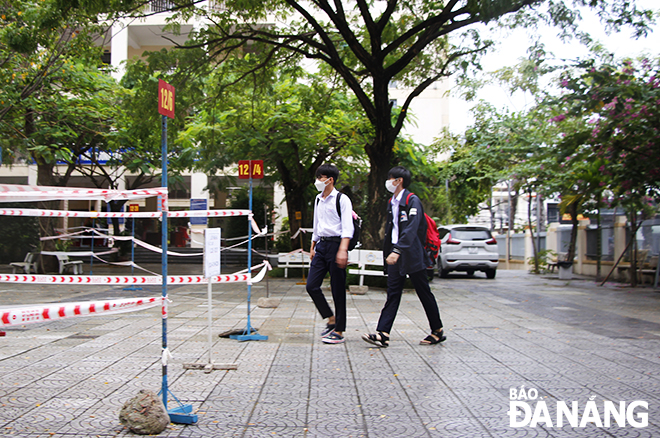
[553,59,660,284]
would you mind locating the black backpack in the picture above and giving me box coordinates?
[315,192,362,250]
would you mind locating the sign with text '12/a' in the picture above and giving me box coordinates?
[158,79,175,119]
[238,160,264,179]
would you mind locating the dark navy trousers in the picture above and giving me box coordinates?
[305,240,347,332]
[376,263,443,334]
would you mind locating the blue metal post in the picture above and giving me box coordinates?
[90,218,95,275]
[230,175,267,342]
[156,83,196,425]
[123,216,142,291]
[131,218,135,276]
[246,178,253,330]
[161,114,168,407]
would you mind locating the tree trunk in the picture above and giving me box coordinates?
[509,182,520,232]
[272,154,318,250]
[566,202,579,262]
[488,195,495,231]
[282,184,313,251]
[25,108,56,272]
[35,160,59,272]
[527,189,538,273]
[596,198,602,281]
[108,200,128,236]
[630,209,638,288]
[364,132,395,248]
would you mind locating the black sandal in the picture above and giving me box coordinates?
[362,332,389,348]
[420,329,446,345]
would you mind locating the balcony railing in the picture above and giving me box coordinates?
[149,0,175,13]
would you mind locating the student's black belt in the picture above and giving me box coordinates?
[320,236,342,243]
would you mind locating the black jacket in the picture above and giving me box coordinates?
[383,189,430,275]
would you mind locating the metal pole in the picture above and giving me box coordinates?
[161,114,168,408]
[246,178,253,331]
[654,251,660,288]
[506,180,511,270]
[229,169,266,341]
[207,278,213,364]
[123,215,142,292]
[90,218,95,275]
[131,218,135,277]
[536,192,541,255]
[264,204,269,298]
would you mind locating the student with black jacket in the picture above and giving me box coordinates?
[362,166,446,348]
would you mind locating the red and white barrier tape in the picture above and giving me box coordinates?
[0,296,162,327]
[0,209,251,218]
[40,229,201,257]
[0,274,246,285]
[0,185,168,202]
[290,228,313,239]
[0,261,271,285]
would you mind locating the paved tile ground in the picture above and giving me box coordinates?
[0,264,659,437]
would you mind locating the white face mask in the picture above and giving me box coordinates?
[315,178,329,192]
[385,178,398,193]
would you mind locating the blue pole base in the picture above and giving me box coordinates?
[230,333,268,342]
[168,404,198,424]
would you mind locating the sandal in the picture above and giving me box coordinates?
[362,332,389,348]
[420,329,446,345]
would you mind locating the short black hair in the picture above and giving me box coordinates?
[387,166,411,188]
[315,164,339,184]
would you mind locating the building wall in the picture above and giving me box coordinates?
[389,81,452,147]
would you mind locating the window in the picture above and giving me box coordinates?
[438,228,450,239]
[150,0,175,13]
[451,228,492,241]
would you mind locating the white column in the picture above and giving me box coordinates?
[190,172,209,248]
[613,215,628,275]
[576,219,590,274]
[546,222,559,256]
[27,165,38,185]
[63,200,68,233]
[110,22,129,81]
[524,229,533,271]
[116,175,126,191]
[273,182,287,235]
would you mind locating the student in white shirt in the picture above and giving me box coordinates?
[306,164,354,344]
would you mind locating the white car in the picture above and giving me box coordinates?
[437,225,499,279]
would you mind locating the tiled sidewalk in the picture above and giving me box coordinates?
[0,268,659,437]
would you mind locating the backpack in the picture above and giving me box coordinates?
[315,192,362,250]
[401,192,441,261]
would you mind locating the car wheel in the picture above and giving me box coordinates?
[485,269,496,279]
[438,264,449,278]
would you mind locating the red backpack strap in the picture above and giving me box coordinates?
[393,192,414,208]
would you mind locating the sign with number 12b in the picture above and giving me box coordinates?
[158,79,175,119]
[238,160,264,179]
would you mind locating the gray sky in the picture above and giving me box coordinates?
[448,0,660,134]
